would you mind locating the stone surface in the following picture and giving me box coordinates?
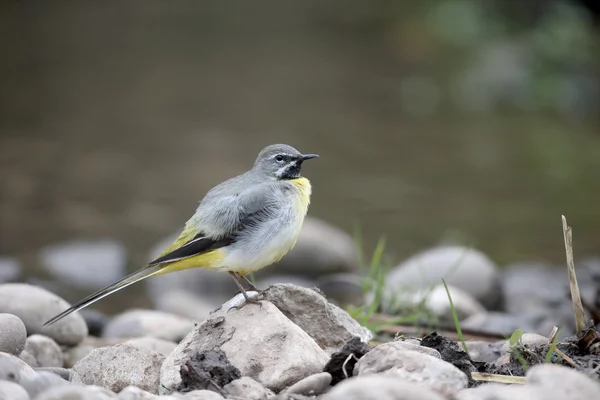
[71,343,165,394]
[19,351,38,367]
[34,367,71,380]
[152,290,218,322]
[315,273,364,307]
[0,256,22,283]
[24,334,63,367]
[39,240,127,289]
[0,283,88,346]
[262,284,373,354]
[160,301,330,394]
[385,245,502,310]
[526,364,600,399]
[0,313,27,355]
[0,380,29,400]
[321,375,447,400]
[125,336,178,357]
[0,352,36,382]
[461,312,536,336]
[103,309,195,341]
[117,386,162,399]
[224,377,273,400]
[35,385,117,400]
[19,370,69,398]
[464,341,503,363]
[63,336,128,368]
[266,217,357,278]
[501,333,548,355]
[180,390,225,399]
[355,348,468,397]
[280,372,332,397]
[455,384,563,400]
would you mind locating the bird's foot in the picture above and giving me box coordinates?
[228,292,265,312]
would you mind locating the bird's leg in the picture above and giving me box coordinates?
[239,274,265,294]
[228,272,262,310]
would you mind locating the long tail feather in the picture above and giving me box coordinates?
[43,265,162,326]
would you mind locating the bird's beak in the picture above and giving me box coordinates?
[299,154,319,161]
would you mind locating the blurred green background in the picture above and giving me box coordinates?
[1,0,600,273]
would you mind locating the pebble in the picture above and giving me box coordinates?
[152,290,218,322]
[270,217,358,278]
[103,309,195,341]
[19,351,38,368]
[455,384,562,400]
[378,340,441,359]
[160,302,330,394]
[501,333,548,355]
[19,370,70,398]
[23,334,63,367]
[321,375,447,400]
[385,245,502,310]
[0,380,29,400]
[35,385,117,400]
[526,364,600,398]
[125,336,178,357]
[0,283,88,346]
[355,348,468,397]
[180,391,225,399]
[224,377,273,400]
[263,284,373,355]
[280,372,332,397]
[63,336,127,368]
[461,312,536,336]
[0,352,36,382]
[315,273,364,307]
[71,343,165,394]
[34,367,71,380]
[0,313,27,355]
[0,256,22,283]
[464,341,503,363]
[117,386,159,399]
[39,240,127,289]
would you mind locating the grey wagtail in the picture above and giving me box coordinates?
[44,144,318,326]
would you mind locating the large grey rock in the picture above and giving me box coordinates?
[71,343,165,394]
[0,313,27,355]
[265,217,357,278]
[526,364,600,399]
[0,352,36,382]
[63,336,128,368]
[39,240,127,289]
[23,334,63,367]
[35,385,117,400]
[19,370,69,398]
[0,283,88,346]
[385,246,502,310]
[455,384,563,400]
[263,284,373,354]
[0,380,29,400]
[103,309,195,341]
[280,372,332,397]
[152,291,218,322]
[223,377,273,400]
[160,301,329,394]
[0,256,21,283]
[321,375,447,400]
[355,348,468,397]
[125,337,177,357]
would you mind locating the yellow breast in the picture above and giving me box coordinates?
[289,177,312,214]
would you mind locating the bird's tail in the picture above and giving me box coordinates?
[43,265,163,326]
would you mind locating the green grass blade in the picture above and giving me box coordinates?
[442,278,468,354]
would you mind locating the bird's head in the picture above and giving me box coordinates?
[253,144,318,180]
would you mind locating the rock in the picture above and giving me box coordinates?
[35,385,117,400]
[153,291,217,322]
[464,341,503,363]
[19,370,69,398]
[280,372,332,397]
[63,336,128,368]
[267,217,357,278]
[0,313,27,355]
[180,390,225,399]
[161,302,330,394]
[34,367,71,380]
[501,333,548,355]
[0,283,88,346]
[454,384,562,400]
[461,312,536,336]
[321,375,447,400]
[255,274,314,289]
[526,364,600,398]
[117,386,166,399]
[385,340,442,358]
[324,337,371,385]
[177,348,240,392]
[19,351,38,367]
[0,256,22,283]
[419,332,477,383]
[385,246,502,310]
[39,240,127,289]
[224,377,273,400]
[103,309,195,341]
[0,352,36,382]
[0,380,29,400]
[355,348,468,397]
[263,284,373,354]
[125,337,177,357]
[80,309,109,337]
[315,273,364,307]
[71,343,165,394]
[23,334,63,367]
[381,284,485,321]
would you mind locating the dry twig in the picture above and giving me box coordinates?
[562,215,587,332]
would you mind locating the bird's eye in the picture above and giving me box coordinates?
[275,155,284,162]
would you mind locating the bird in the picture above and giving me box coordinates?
[44,143,318,326]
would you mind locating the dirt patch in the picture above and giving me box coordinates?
[177,349,241,394]
[420,332,479,386]
[324,337,371,385]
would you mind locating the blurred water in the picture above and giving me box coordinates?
[1,0,600,277]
